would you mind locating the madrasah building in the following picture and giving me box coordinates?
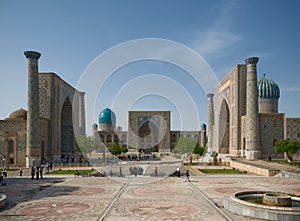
[0,51,86,168]
[93,57,300,160]
[207,57,300,160]
[0,52,300,169]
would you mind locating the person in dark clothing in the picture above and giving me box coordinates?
[36,166,39,180]
[31,166,35,180]
[40,166,43,179]
[185,170,190,182]
[3,168,7,177]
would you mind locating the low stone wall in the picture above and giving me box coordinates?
[229,159,280,176]
[280,170,300,178]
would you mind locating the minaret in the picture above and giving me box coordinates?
[207,93,214,152]
[245,57,260,160]
[24,51,41,168]
[200,123,207,148]
[79,92,86,135]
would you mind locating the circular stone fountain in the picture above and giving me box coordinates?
[0,194,7,209]
[223,191,300,221]
[262,193,292,207]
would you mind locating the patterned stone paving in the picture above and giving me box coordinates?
[16,201,91,217]
[0,174,300,221]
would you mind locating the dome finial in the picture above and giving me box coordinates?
[263,73,266,77]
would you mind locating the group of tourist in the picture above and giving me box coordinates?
[118,153,157,161]
[129,166,144,176]
[31,165,44,180]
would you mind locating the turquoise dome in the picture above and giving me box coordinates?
[92,123,98,128]
[257,74,280,99]
[98,108,116,124]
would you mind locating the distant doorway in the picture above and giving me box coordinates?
[219,99,230,153]
[138,120,159,152]
[60,98,74,162]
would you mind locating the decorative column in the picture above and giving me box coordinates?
[200,123,206,148]
[207,93,214,153]
[24,51,41,168]
[245,57,260,160]
[79,92,86,135]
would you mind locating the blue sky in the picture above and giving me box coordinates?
[1,0,300,133]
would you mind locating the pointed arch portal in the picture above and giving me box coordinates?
[218,99,230,154]
[61,98,74,162]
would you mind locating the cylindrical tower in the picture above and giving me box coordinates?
[207,93,214,153]
[200,123,207,148]
[79,92,86,135]
[24,51,41,168]
[258,74,280,113]
[245,57,260,160]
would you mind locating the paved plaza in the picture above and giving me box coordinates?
[0,162,300,221]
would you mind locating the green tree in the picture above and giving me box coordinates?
[77,135,98,156]
[172,137,198,155]
[108,142,121,156]
[193,144,205,156]
[275,139,300,161]
[120,145,128,154]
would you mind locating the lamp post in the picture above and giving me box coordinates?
[2,158,5,170]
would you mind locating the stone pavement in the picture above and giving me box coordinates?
[0,171,300,221]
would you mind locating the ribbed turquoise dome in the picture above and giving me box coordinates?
[98,108,116,124]
[257,74,280,99]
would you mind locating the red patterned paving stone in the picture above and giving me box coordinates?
[124,201,207,219]
[197,180,237,185]
[134,187,186,197]
[16,201,91,217]
[255,179,300,186]
[55,187,106,196]
[155,178,177,185]
[208,181,237,185]
[291,188,300,193]
[215,187,249,194]
[277,180,300,186]
[68,177,118,186]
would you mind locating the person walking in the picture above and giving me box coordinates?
[176,167,180,177]
[3,168,7,177]
[0,172,3,184]
[185,169,190,182]
[154,166,158,177]
[39,165,44,179]
[31,166,35,180]
[36,166,39,180]
[119,167,123,177]
[19,168,23,176]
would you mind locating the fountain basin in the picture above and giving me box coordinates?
[223,191,300,221]
[0,194,6,210]
[263,193,292,207]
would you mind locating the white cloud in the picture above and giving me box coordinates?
[193,30,240,57]
[191,0,243,58]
